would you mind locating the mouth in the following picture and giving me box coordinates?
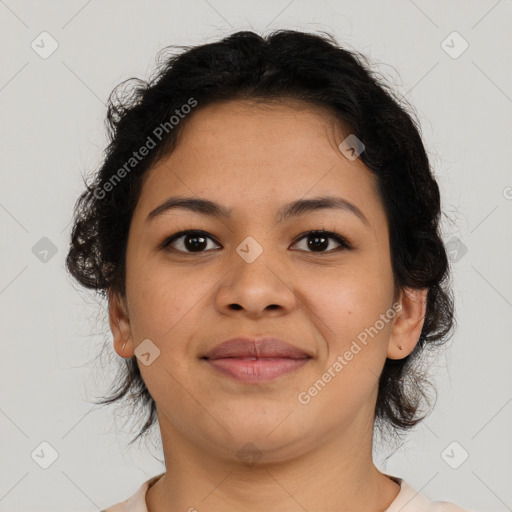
[203,356,311,383]
[201,336,313,383]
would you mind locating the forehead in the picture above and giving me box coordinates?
[175,98,347,156]
[135,99,383,228]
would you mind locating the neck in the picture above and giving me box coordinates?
[145,418,401,512]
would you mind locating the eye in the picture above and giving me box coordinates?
[291,230,352,253]
[161,230,220,253]
[161,229,352,254]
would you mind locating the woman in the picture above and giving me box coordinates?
[66,29,469,512]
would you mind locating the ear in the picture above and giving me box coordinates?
[387,287,428,360]
[108,288,134,359]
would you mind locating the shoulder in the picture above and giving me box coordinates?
[429,502,473,512]
[102,473,165,512]
[384,475,472,512]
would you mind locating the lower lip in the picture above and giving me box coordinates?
[205,357,311,383]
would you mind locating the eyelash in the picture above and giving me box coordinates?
[160,229,353,254]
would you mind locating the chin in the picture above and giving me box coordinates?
[212,421,310,460]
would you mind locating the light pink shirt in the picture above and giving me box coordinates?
[102,473,471,512]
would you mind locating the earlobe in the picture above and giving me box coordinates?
[108,289,134,359]
[387,287,428,360]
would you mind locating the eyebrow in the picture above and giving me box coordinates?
[146,195,370,227]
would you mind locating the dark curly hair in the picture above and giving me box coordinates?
[65,29,455,449]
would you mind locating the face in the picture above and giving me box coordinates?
[109,99,426,463]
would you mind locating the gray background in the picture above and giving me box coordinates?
[1,1,511,511]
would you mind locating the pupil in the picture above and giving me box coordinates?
[185,234,207,252]
[308,234,328,251]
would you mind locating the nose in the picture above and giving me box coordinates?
[214,248,298,319]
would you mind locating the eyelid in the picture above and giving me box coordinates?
[160,229,354,253]
[159,230,220,251]
[292,229,353,251]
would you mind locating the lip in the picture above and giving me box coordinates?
[203,337,312,360]
[202,337,313,383]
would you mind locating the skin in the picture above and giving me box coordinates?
[109,99,428,512]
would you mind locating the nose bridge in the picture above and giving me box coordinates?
[235,233,267,266]
[215,229,296,315]
[229,205,280,264]
[231,230,282,287]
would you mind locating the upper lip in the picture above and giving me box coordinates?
[203,337,313,360]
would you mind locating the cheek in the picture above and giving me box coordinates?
[304,264,392,341]
[126,255,205,336]
[298,281,392,420]
[129,268,202,402]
